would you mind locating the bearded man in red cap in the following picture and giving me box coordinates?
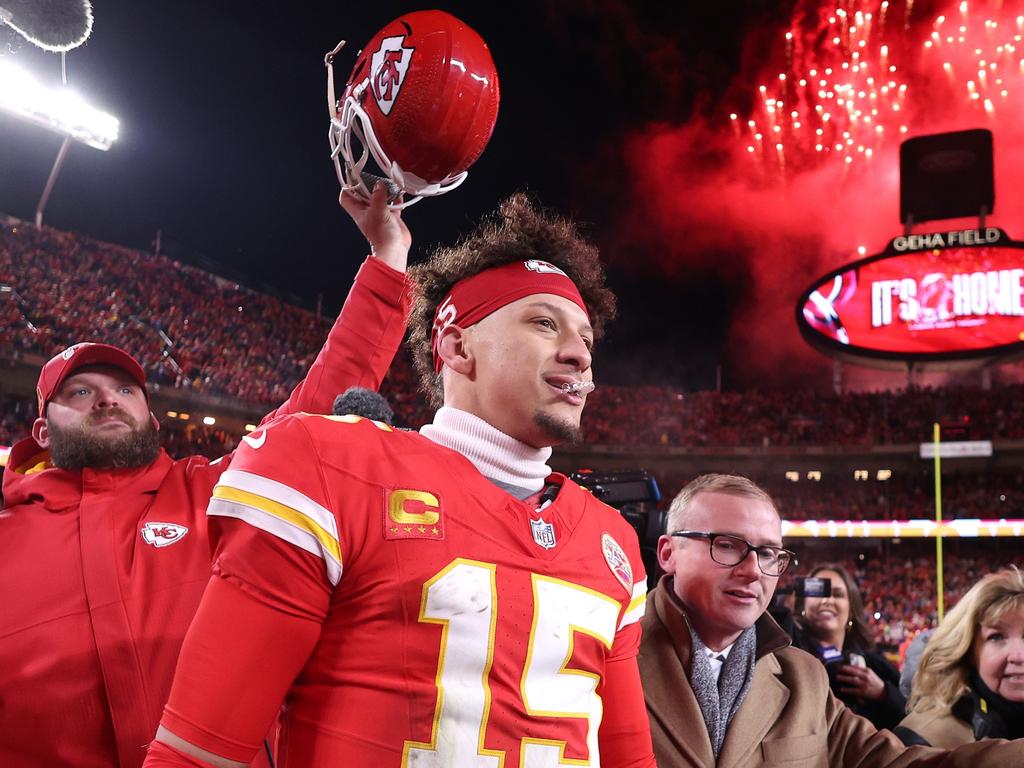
[0,187,410,768]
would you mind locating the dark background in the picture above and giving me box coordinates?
[12,1,1003,392]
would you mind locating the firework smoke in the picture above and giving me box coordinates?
[606,0,1024,387]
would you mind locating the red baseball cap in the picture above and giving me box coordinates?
[36,343,148,416]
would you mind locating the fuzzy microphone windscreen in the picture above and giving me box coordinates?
[0,0,93,52]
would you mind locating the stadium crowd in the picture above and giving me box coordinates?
[762,471,1024,521]
[647,469,1024,523]
[0,222,335,405]
[4,219,1024,450]
[578,385,1024,448]
[5,375,1020,527]
[778,543,1024,654]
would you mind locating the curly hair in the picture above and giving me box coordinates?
[908,566,1024,715]
[407,193,616,406]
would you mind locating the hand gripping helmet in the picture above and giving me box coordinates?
[325,10,500,208]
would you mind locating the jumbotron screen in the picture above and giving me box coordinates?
[797,227,1024,363]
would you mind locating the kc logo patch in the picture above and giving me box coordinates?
[384,488,444,540]
[371,35,414,116]
[141,522,189,548]
[602,533,633,597]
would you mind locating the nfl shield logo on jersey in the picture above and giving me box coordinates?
[140,522,189,548]
[530,517,557,550]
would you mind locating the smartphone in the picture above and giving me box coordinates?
[847,652,867,668]
[796,576,832,598]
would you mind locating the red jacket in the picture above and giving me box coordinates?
[0,257,409,768]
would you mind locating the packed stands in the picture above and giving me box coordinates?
[0,393,32,449]
[768,471,1024,521]
[5,218,1024,446]
[0,222,334,405]
[4,221,1024,660]
[781,541,1024,653]
[578,385,1024,448]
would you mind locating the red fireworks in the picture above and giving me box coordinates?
[733,0,1024,180]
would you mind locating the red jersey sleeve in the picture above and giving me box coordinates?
[597,655,657,768]
[206,414,340,619]
[263,256,410,423]
[598,516,655,767]
[153,578,321,764]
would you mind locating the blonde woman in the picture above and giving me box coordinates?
[897,566,1024,747]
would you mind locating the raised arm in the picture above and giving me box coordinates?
[263,183,413,423]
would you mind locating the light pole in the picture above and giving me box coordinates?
[0,58,119,227]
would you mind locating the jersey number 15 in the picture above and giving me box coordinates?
[402,558,622,767]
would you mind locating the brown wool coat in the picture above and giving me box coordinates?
[639,578,1024,768]
[898,710,974,749]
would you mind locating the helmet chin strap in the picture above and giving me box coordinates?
[324,39,469,210]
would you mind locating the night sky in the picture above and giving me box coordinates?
[3,1,1020,391]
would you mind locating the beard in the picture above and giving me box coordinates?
[533,409,582,446]
[47,409,161,470]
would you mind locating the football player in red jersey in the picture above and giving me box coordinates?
[145,194,656,768]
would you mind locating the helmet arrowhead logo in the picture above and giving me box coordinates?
[371,35,414,116]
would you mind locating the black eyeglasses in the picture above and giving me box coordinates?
[670,531,797,576]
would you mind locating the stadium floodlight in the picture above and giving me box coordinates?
[0,59,118,149]
[0,58,119,227]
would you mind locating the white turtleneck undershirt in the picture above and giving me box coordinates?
[419,407,552,498]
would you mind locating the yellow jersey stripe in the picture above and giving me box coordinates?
[208,499,342,586]
[626,593,646,615]
[212,485,342,565]
[218,469,339,539]
[619,581,648,630]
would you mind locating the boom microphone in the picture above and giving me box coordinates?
[0,0,93,52]
[332,387,394,426]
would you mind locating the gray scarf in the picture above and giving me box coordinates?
[686,622,757,758]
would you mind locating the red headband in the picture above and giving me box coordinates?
[431,260,588,372]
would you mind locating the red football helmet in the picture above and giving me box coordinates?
[325,10,500,208]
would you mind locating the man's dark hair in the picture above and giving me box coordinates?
[332,386,394,425]
[408,193,616,406]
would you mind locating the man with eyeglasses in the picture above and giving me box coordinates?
[638,473,1024,767]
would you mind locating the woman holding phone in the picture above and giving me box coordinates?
[793,564,907,730]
